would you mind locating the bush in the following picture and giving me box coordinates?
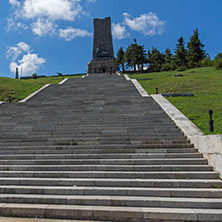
[161,63,176,72]
[214,58,222,69]
[201,57,212,67]
[188,61,198,68]
[32,73,38,79]
[176,66,186,72]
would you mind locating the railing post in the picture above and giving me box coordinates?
[209,110,214,132]
[8,96,12,103]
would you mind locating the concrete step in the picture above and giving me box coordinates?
[0,158,208,165]
[0,153,203,160]
[0,165,212,172]
[1,194,222,209]
[0,144,194,150]
[0,148,199,155]
[0,178,220,188]
[0,217,95,222]
[0,186,222,198]
[0,171,217,179]
[0,203,222,221]
[0,143,195,148]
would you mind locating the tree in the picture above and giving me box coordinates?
[174,37,188,69]
[123,39,147,72]
[124,39,141,72]
[124,44,134,70]
[32,73,38,79]
[147,47,164,72]
[161,48,176,71]
[201,54,212,67]
[116,47,125,72]
[187,28,205,67]
[131,38,139,71]
[213,52,222,69]
[136,44,146,71]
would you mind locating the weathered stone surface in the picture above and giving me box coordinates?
[88,17,117,74]
[0,75,221,221]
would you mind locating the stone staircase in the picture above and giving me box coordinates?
[0,74,221,221]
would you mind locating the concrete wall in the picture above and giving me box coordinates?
[190,135,222,176]
[151,94,222,176]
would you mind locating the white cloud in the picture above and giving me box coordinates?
[7,42,31,61]
[112,23,129,40]
[123,12,165,36]
[8,0,86,37]
[7,17,28,32]
[10,53,46,76]
[9,0,20,7]
[7,42,46,76]
[22,0,82,21]
[31,18,57,36]
[59,27,92,41]
[87,0,96,3]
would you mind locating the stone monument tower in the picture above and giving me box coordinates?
[88,17,116,74]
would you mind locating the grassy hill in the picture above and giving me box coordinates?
[0,75,83,102]
[129,67,222,134]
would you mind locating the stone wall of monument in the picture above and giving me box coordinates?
[93,17,114,60]
[88,17,117,74]
[88,59,116,74]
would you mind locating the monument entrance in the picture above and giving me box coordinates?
[88,17,117,74]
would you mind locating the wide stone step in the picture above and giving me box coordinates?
[0,158,208,165]
[0,148,199,155]
[0,153,203,160]
[1,194,222,209]
[2,204,221,221]
[0,143,195,148]
[0,217,93,222]
[0,119,177,124]
[0,217,97,222]
[0,186,222,198]
[0,144,194,150]
[0,165,212,172]
[0,171,217,179]
[0,178,221,188]
[2,121,172,125]
[0,137,190,145]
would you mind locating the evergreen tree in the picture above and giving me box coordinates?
[147,47,164,72]
[131,39,139,71]
[213,52,222,69]
[116,47,125,72]
[174,37,188,69]
[187,28,205,67]
[201,54,212,67]
[124,39,146,72]
[124,44,134,70]
[161,48,176,71]
[136,44,146,71]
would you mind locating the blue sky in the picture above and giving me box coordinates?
[0,0,222,78]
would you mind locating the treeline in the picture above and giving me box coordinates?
[115,28,222,73]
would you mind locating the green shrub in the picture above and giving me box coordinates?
[176,66,186,72]
[32,73,38,79]
[214,58,222,69]
[201,57,212,67]
[188,61,198,68]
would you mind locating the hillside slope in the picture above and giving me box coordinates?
[129,67,222,134]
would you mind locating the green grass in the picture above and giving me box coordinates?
[0,75,83,102]
[129,67,222,134]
